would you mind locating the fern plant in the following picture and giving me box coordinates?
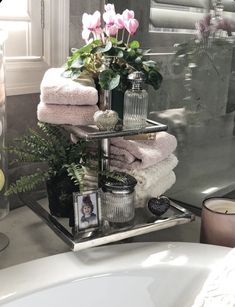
[5,122,93,196]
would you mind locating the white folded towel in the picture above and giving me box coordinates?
[135,171,176,208]
[40,68,98,106]
[129,154,178,190]
[111,154,178,190]
[192,247,235,307]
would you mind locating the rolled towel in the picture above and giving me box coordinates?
[135,171,176,208]
[37,102,98,126]
[40,68,98,106]
[110,131,177,170]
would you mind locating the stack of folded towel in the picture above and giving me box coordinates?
[37,68,99,125]
[110,131,178,207]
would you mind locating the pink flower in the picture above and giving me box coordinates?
[122,9,135,21]
[82,11,102,41]
[124,18,139,35]
[82,28,91,41]
[82,11,101,31]
[103,10,116,26]
[105,24,119,36]
[104,3,115,12]
[115,13,125,29]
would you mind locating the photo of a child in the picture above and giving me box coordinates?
[73,191,99,231]
[80,195,97,229]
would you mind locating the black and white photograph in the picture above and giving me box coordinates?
[73,191,100,231]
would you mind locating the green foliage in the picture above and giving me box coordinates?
[5,171,49,196]
[5,122,91,196]
[65,163,85,193]
[63,38,162,93]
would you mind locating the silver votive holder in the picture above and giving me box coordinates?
[100,172,137,229]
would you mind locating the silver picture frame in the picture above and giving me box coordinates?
[73,190,101,232]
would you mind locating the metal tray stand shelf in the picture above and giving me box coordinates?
[23,119,195,251]
[23,197,195,252]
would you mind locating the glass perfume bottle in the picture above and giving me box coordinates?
[123,71,148,129]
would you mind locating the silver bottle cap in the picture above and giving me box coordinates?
[128,71,145,82]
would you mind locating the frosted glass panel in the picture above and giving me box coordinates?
[0,21,28,56]
[0,0,28,18]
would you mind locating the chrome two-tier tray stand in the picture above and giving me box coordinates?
[23,119,195,252]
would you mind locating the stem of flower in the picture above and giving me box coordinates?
[126,34,130,46]
[121,29,125,42]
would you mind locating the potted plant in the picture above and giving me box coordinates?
[5,122,93,218]
[63,3,163,119]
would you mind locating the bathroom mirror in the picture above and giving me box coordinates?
[111,0,235,209]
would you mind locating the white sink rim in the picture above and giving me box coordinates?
[0,241,231,306]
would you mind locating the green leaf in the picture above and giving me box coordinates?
[110,37,118,45]
[143,49,151,55]
[71,48,79,54]
[99,69,120,90]
[62,70,73,78]
[142,60,157,68]
[129,40,140,49]
[92,41,112,54]
[117,50,124,58]
[78,42,95,54]
[135,56,143,64]
[71,71,82,80]
[71,57,84,69]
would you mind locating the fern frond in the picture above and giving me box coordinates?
[5,146,47,163]
[65,163,85,192]
[38,122,69,147]
[101,170,126,183]
[38,122,69,157]
[5,171,49,196]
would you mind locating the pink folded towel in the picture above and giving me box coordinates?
[40,68,98,106]
[110,132,177,170]
[37,102,98,126]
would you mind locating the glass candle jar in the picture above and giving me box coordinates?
[100,172,137,229]
[200,197,235,247]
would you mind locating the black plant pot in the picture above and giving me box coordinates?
[46,173,79,218]
[111,90,125,120]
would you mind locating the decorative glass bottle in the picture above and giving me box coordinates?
[123,71,148,129]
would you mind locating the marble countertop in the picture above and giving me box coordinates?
[0,200,201,270]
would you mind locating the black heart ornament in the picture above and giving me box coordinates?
[147,196,170,216]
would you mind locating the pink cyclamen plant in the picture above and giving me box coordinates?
[65,2,163,93]
[82,3,139,45]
